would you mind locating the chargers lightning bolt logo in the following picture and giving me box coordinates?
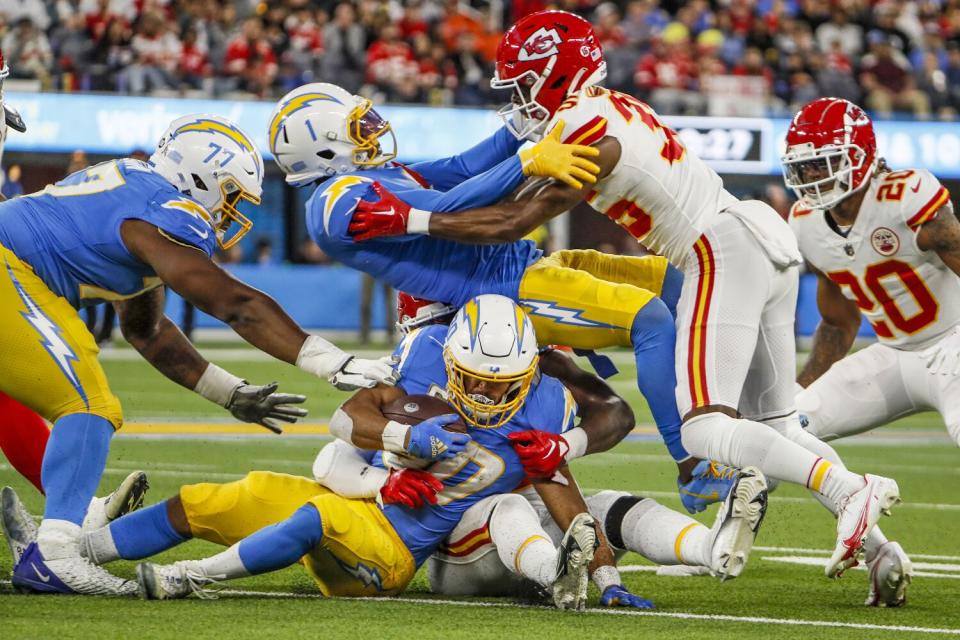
[7,261,88,406]
[321,175,368,233]
[521,300,616,328]
[329,552,384,591]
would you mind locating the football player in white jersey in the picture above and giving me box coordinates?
[350,10,900,581]
[783,97,960,605]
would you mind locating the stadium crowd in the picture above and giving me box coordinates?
[0,0,957,118]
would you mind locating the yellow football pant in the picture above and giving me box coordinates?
[518,249,669,348]
[0,243,122,428]
[179,471,416,597]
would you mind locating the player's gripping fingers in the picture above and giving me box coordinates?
[259,417,284,435]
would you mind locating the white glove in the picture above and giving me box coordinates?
[923,326,960,376]
[330,355,399,391]
[297,336,399,391]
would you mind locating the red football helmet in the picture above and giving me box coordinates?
[781,97,877,210]
[396,292,456,334]
[492,10,606,140]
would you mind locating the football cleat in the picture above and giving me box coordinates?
[865,541,913,607]
[827,474,900,578]
[12,542,138,595]
[708,466,768,581]
[1,486,39,567]
[678,461,740,514]
[552,512,597,610]
[137,561,216,600]
[83,471,150,531]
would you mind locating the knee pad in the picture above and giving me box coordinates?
[489,493,538,529]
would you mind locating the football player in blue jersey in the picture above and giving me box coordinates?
[0,113,398,596]
[267,82,738,514]
[14,296,653,607]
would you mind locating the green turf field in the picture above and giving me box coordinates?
[0,350,958,639]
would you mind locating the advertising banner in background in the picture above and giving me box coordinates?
[7,92,960,177]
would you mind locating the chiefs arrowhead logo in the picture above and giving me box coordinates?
[871,227,900,256]
[519,27,562,61]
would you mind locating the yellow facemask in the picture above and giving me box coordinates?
[216,177,260,249]
[348,99,398,167]
[444,348,539,429]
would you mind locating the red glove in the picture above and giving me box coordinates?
[379,468,444,509]
[348,181,412,241]
[508,430,570,480]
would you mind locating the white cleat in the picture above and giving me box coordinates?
[551,512,597,610]
[827,474,900,578]
[865,541,913,607]
[709,466,768,582]
[83,471,150,531]
[1,486,39,566]
[137,561,216,600]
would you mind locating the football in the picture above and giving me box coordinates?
[381,394,467,433]
[381,394,466,471]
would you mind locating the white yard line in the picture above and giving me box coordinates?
[761,556,960,579]
[170,590,960,635]
[753,546,960,562]
[1,579,955,634]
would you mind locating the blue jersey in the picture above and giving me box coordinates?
[0,159,216,308]
[306,128,543,307]
[379,324,577,566]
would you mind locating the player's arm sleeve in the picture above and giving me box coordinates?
[409,127,524,191]
[131,199,217,257]
[314,179,418,244]
[902,169,951,232]
[391,155,526,213]
[312,438,388,498]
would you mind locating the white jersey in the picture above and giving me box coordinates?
[549,86,738,265]
[790,168,959,349]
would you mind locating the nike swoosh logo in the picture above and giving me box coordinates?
[911,179,922,193]
[187,225,210,239]
[31,562,51,583]
[679,489,719,501]
[377,207,396,216]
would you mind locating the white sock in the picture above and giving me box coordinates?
[37,519,82,560]
[682,411,864,501]
[863,528,890,562]
[763,413,866,511]
[197,544,250,581]
[81,527,120,565]
[589,490,710,567]
[488,494,557,588]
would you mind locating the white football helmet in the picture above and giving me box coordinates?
[150,114,263,249]
[443,294,539,429]
[268,82,397,187]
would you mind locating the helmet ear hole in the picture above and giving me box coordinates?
[317,149,336,160]
[192,174,208,191]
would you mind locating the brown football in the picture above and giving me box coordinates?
[381,394,467,433]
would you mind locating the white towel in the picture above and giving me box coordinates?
[724,200,803,269]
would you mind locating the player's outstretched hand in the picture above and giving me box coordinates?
[349,182,412,241]
[331,355,400,390]
[406,414,470,460]
[924,325,960,375]
[600,584,655,609]
[379,468,444,509]
[508,429,569,479]
[519,120,601,190]
[226,382,308,434]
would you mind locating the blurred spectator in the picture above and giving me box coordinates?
[815,8,862,58]
[4,18,52,85]
[635,23,703,114]
[367,23,416,99]
[254,237,275,266]
[224,17,277,96]
[449,31,490,106]
[126,10,180,94]
[177,27,212,92]
[66,149,88,175]
[0,0,50,31]
[860,35,930,118]
[2,163,22,198]
[321,2,366,94]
